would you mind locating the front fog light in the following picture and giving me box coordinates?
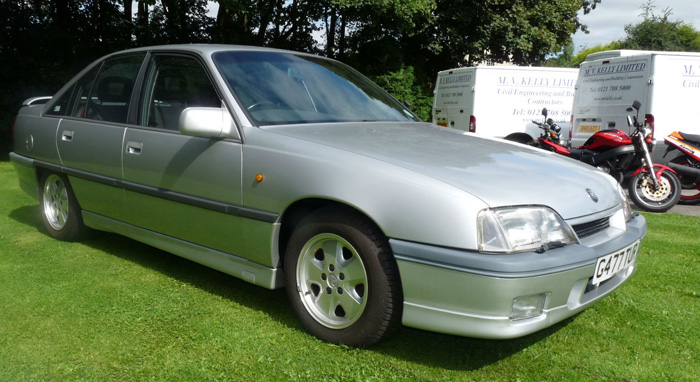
[510,294,547,321]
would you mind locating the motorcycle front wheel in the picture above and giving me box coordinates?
[628,170,682,213]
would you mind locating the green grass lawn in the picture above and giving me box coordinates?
[1,160,699,381]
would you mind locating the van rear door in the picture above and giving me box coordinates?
[571,54,652,147]
[432,68,475,132]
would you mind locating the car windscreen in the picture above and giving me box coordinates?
[212,51,420,125]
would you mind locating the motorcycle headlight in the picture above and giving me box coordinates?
[478,206,578,253]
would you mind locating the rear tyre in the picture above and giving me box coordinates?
[284,207,402,347]
[39,173,88,241]
[670,155,700,205]
[628,170,681,212]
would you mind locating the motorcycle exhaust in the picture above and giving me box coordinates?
[667,162,700,179]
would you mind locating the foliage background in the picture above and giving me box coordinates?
[1,0,699,158]
[0,0,600,157]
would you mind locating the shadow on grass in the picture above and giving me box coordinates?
[372,318,573,371]
[7,205,39,230]
[9,204,572,371]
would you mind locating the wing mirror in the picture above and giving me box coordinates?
[179,107,240,139]
[626,100,642,127]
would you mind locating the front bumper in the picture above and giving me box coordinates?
[391,213,646,339]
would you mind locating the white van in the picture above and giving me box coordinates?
[432,66,578,143]
[570,50,700,161]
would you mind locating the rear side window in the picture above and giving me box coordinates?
[46,65,99,117]
[47,54,145,123]
[139,55,221,130]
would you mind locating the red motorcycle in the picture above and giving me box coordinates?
[663,131,700,205]
[532,101,681,213]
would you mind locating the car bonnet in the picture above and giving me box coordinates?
[263,122,621,219]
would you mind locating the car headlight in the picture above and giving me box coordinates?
[617,182,632,221]
[478,206,578,253]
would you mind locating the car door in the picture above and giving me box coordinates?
[54,53,146,220]
[121,53,249,261]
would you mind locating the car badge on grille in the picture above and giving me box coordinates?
[586,188,598,202]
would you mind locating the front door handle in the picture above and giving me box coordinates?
[61,131,74,142]
[126,141,143,155]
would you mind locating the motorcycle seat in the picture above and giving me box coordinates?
[679,131,700,145]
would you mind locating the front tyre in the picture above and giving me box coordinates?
[39,173,88,241]
[628,170,681,213]
[284,207,402,347]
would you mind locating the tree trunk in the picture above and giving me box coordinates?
[326,9,337,57]
[338,13,346,58]
[123,0,132,22]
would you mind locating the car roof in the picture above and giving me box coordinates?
[108,44,313,59]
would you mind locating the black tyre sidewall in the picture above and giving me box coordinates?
[39,173,87,241]
[628,171,682,212]
[670,155,700,205]
[284,208,402,347]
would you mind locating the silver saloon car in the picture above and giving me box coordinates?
[10,45,646,346]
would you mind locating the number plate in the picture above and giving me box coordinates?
[592,241,640,285]
[578,124,600,133]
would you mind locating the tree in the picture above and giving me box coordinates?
[373,66,433,121]
[432,0,597,68]
[544,43,576,67]
[621,1,700,51]
[0,0,614,156]
[571,41,623,66]
[211,0,323,53]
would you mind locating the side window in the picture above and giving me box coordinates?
[45,65,100,117]
[139,55,220,130]
[83,54,144,123]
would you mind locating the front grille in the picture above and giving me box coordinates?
[572,217,610,238]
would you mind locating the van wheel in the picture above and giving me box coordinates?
[39,173,88,241]
[284,207,402,347]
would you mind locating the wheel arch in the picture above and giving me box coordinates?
[277,198,389,270]
[34,165,84,209]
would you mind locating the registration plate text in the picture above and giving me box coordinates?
[592,241,640,285]
[578,124,600,133]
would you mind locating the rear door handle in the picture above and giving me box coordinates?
[61,131,74,142]
[126,141,143,155]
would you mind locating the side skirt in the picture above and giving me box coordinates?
[82,211,284,290]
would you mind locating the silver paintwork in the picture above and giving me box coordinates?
[392,214,645,338]
[23,96,52,106]
[179,106,240,140]
[10,45,647,340]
